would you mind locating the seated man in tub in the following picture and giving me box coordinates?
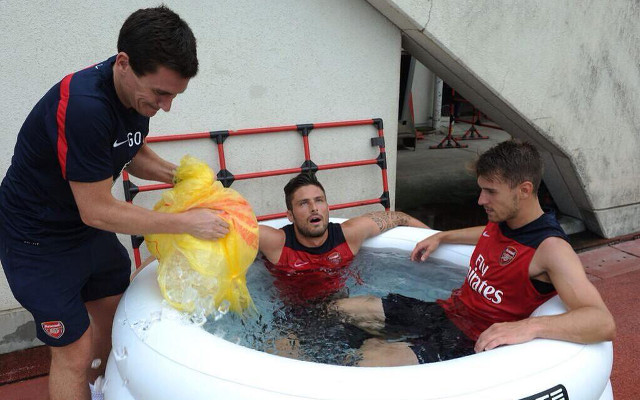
[258,172,429,303]
[333,140,616,366]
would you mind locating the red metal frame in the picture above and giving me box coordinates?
[456,109,489,140]
[430,88,468,150]
[454,118,503,131]
[451,95,503,131]
[123,119,389,267]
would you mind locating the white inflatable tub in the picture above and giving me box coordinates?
[104,219,613,400]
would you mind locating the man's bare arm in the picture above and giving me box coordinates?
[475,237,615,351]
[125,144,177,184]
[342,211,429,254]
[411,226,484,261]
[258,225,286,263]
[70,178,229,239]
[361,211,429,233]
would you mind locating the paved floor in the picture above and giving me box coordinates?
[581,241,640,400]
[1,122,638,399]
[396,123,512,213]
[395,123,524,235]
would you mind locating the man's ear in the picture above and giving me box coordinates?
[114,52,131,72]
[519,181,534,199]
[286,210,294,223]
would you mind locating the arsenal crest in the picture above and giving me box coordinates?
[41,321,65,339]
[327,252,342,265]
[499,246,518,266]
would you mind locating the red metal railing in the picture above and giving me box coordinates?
[451,93,503,132]
[430,88,468,149]
[123,118,389,267]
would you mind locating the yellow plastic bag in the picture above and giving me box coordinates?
[145,156,258,316]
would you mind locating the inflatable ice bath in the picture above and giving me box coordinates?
[104,219,613,400]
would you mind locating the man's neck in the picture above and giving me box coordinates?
[294,229,329,248]
[112,64,131,109]
[505,201,545,230]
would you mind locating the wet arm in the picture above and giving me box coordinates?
[342,211,429,253]
[362,211,430,232]
[434,226,484,245]
[258,225,286,263]
[411,226,484,261]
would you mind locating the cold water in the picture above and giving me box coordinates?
[203,248,466,366]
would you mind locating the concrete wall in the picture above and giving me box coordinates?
[410,62,437,127]
[0,0,400,353]
[367,0,640,238]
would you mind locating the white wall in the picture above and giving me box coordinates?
[410,62,436,127]
[368,0,640,238]
[0,0,400,352]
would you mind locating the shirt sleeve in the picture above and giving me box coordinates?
[62,95,115,182]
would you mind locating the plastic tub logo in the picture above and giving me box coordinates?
[519,384,568,400]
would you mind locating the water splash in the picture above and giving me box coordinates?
[162,253,219,313]
[113,346,128,361]
[90,376,105,400]
[149,311,161,324]
[189,310,207,326]
[218,299,230,315]
[101,377,109,394]
[131,319,152,340]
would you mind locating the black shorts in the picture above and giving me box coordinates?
[272,288,371,366]
[382,293,475,363]
[0,230,131,346]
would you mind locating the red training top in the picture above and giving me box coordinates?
[438,212,568,340]
[264,222,355,303]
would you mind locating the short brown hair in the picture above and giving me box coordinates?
[117,5,198,78]
[474,140,543,193]
[284,173,325,210]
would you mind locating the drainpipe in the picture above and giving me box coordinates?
[431,76,443,129]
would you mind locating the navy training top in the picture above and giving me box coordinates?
[0,56,149,252]
[498,210,568,248]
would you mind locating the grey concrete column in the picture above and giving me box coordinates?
[431,76,443,129]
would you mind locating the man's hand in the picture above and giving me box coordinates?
[474,319,536,352]
[410,234,442,261]
[410,226,484,262]
[180,208,230,240]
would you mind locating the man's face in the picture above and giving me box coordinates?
[116,54,189,117]
[477,175,520,223]
[287,185,329,238]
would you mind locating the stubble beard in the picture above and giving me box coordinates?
[294,218,329,238]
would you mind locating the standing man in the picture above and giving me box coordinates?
[0,7,228,400]
[259,173,429,302]
[334,140,615,366]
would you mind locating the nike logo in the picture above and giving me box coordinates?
[113,139,128,148]
[482,231,490,237]
[293,260,309,268]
